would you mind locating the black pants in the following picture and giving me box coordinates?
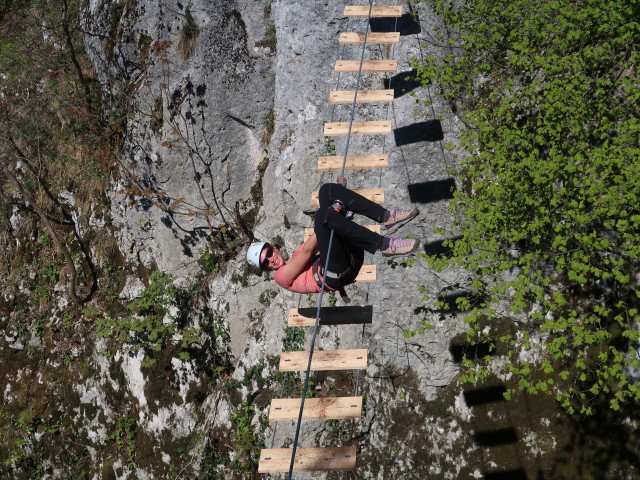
[314,183,387,289]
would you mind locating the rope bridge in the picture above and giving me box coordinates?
[258,2,404,476]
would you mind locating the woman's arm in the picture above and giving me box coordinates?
[279,233,318,283]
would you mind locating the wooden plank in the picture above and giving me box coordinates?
[344,6,403,17]
[288,305,374,327]
[304,225,380,242]
[279,349,368,372]
[329,89,394,104]
[334,60,398,73]
[324,121,391,136]
[339,32,400,45]
[311,188,384,206]
[269,396,362,421]
[318,154,389,171]
[258,447,357,473]
[355,265,376,283]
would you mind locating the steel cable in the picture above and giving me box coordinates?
[340,10,399,480]
[287,1,376,478]
[269,11,353,455]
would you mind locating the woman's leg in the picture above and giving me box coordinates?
[316,183,421,263]
[318,183,387,223]
[315,206,385,256]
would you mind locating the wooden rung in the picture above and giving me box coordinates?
[339,32,400,44]
[355,264,376,283]
[344,6,403,17]
[311,188,384,206]
[304,225,380,242]
[318,154,389,171]
[334,60,398,73]
[329,89,394,104]
[288,306,374,327]
[269,396,363,421]
[258,447,357,473]
[279,349,368,372]
[324,121,391,136]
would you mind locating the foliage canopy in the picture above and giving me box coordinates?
[414,0,640,414]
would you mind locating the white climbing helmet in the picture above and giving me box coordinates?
[246,241,268,269]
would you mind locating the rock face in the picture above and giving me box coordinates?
[85,0,477,477]
[85,0,275,274]
[1,1,562,479]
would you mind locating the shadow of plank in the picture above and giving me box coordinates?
[295,306,373,326]
[437,290,486,314]
[369,13,421,35]
[463,385,508,407]
[394,120,444,146]
[473,427,519,447]
[450,342,496,363]
[422,236,461,258]
[384,69,422,98]
[483,468,528,480]
[407,178,455,204]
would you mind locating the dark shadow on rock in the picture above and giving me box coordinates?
[369,12,421,36]
[483,468,528,480]
[473,427,519,447]
[161,215,173,228]
[546,396,640,479]
[423,236,461,258]
[437,290,486,313]
[464,385,508,407]
[394,120,444,146]
[295,306,373,326]
[384,69,422,98]
[407,178,455,204]
[450,341,496,363]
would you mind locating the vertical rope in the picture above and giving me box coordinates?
[287,1,375,477]
[341,10,400,480]
[270,11,353,459]
[287,230,335,478]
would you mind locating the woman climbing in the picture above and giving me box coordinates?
[246,182,420,301]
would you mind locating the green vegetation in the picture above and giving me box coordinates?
[262,2,271,17]
[261,107,275,144]
[0,1,261,479]
[95,271,202,365]
[413,0,640,414]
[106,416,137,469]
[0,0,122,309]
[324,136,336,155]
[229,401,264,472]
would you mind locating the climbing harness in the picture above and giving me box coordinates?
[330,199,348,215]
[311,254,355,303]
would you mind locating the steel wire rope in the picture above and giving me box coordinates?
[267,12,353,458]
[412,8,452,175]
[383,4,463,368]
[286,1,376,478]
[340,9,400,479]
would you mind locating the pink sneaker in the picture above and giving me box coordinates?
[381,237,420,258]
[383,208,419,234]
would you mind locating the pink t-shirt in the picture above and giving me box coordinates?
[274,244,322,294]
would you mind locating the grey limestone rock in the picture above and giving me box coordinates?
[81,0,485,478]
